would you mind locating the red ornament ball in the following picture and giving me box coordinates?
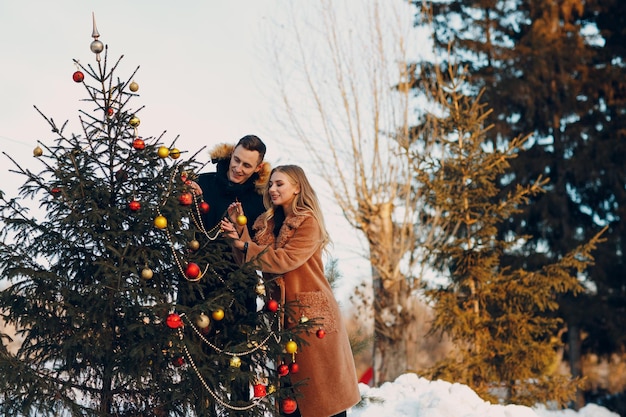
[172,356,184,367]
[253,384,267,398]
[289,362,300,374]
[72,70,84,83]
[128,200,141,212]
[178,192,193,206]
[199,201,210,214]
[316,328,326,339]
[281,398,298,414]
[185,262,200,279]
[132,138,145,150]
[267,299,279,313]
[277,363,289,377]
[106,107,114,117]
[51,187,61,196]
[165,313,183,329]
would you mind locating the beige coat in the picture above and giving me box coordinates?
[239,213,361,417]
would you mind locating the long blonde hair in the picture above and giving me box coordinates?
[259,165,330,250]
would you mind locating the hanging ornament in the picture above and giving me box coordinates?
[316,328,326,339]
[195,313,210,329]
[129,81,139,92]
[277,363,289,377]
[141,268,153,280]
[185,262,200,279]
[106,107,114,118]
[154,215,167,229]
[199,201,210,214]
[255,283,266,296]
[132,137,145,150]
[72,70,84,83]
[188,239,200,251]
[129,115,141,128]
[211,309,225,321]
[229,356,242,368]
[157,146,170,158]
[253,384,267,398]
[165,313,183,329]
[289,362,299,374]
[33,146,43,157]
[178,192,193,206]
[267,299,279,313]
[285,340,298,354]
[236,214,248,226]
[299,315,309,324]
[128,200,141,212]
[51,187,62,196]
[281,398,298,415]
[169,148,181,159]
[172,356,184,367]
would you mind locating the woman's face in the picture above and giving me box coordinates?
[268,171,300,210]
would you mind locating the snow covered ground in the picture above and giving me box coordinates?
[349,373,618,417]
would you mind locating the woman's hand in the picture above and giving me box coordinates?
[227,202,245,235]
[220,219,246,251]
[188,181,203,197]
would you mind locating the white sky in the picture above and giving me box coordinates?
[0,0,375,305]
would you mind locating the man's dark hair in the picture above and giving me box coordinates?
[236,135,266,162]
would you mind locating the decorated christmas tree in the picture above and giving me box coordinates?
[0,15,310,417]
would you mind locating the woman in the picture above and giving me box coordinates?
[221,165,360,417]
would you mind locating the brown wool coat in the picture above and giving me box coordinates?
[238,213,361,417]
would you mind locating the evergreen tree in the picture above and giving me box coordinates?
[415,66,606,406]
[415,0,626,406]
[0,19,309,417]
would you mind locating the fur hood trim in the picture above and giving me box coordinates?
[209,143,271,195]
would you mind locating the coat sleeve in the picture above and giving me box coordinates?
[243,216,321,274]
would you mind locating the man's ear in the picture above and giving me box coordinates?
[254,162,264,173]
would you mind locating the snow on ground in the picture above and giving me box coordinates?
[348,373,618,417]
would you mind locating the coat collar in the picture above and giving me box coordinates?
[253,214,308,248]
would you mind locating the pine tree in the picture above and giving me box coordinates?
[0,18,310,417]
[416,66,606,406]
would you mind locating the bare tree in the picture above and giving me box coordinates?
[268,0,438,384]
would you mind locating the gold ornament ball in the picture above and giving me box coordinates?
[157,146,170,158]
[188,239,200,251]
[212,309,225,321]
[170,148,181,159]
[255,283,266,295]
[229,355,242,368]
[33,146,43,157]
[129,116,141,128]
[129,81,139,92]
[236,214,248,226]
[196,313,210,328]
[141,268,154,280]
[285,340,298,354]
[154,215,167,229]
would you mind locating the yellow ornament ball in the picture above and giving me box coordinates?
[129,81,139,92]
[154,215,167,229]
[236,214,248,226]
[33,146,43,157]
[229,355,242,368]
[285,340,298,354]
[169,148,181,159]
[129,116,140,128]
[157,146,170,158]
[212,309,225,321]
[141,268,153,280]
[188,239,200,251]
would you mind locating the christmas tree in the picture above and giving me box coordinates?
[0,15,310,417]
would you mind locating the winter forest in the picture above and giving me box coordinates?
[0,1,625,417]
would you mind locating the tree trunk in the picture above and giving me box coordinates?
[568,324,585,409]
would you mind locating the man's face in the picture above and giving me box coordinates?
[227,145,262,184]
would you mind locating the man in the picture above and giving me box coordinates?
[192,134,269,235]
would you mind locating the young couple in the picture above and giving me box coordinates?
[193,135,360,417]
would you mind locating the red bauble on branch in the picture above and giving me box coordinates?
[128,200,141,212]
[281,398,298,414]
[166,313,183,329]
[178,192,193,206]
[185,262,200,279]
[199,201,210,214]
[132,137,145,150]
[72,70,84,83]
[277,363,289,377]
[267,299,279,313]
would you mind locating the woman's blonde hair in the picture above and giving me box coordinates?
[260,165,330,249]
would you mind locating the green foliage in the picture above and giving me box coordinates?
[0,39,309,417]
[416,66,605,406]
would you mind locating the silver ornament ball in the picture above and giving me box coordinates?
[90,40,104,54]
